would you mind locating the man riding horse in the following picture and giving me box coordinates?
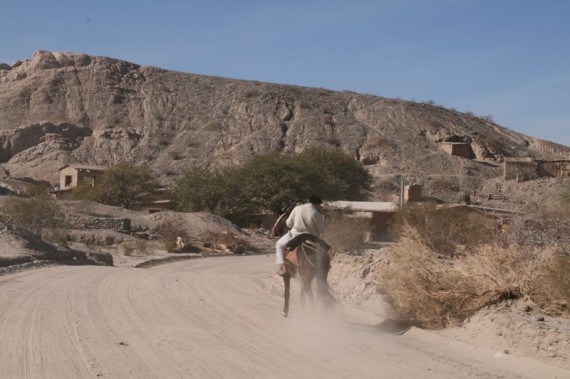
[275,195,325,275]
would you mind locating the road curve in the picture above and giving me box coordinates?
[0,255,567,379]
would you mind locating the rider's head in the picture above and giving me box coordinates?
[309,195,323,206]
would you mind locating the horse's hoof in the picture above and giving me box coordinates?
[282,312,288,318]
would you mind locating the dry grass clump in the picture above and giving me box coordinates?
[0,195,66,238]
[391,202,494,257]
[378,227,569,329]
[201,229,250,255]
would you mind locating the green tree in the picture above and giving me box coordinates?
[82,162,158,209]
[295,147,372,201]
[70,182,99,202]
[237,152,308,214]
[171,147,372,216]
[171,167,232,213]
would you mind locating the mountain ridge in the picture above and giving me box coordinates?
[1,51,568,199]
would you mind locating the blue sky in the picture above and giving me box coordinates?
[1,0,569,146]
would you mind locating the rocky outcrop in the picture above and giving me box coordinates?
[0,121,92,162]
[1,51,569,192]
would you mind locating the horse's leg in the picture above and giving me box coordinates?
[299,273,306,308]
[283,272,290,318]
[306,275,315,305]
[315,249,334,312]
[299,268,315,310]
[299,270,307,308]
[316,276,332,312]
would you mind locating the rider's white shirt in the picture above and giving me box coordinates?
[286,203,325,237]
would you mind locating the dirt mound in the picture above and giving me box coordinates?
[331,249,570,369]
[0,219,65,258]
[56,200,273,268]
[0,219,113,273]
[434,299,570,370]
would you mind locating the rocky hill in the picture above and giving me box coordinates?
[1,51,569,200]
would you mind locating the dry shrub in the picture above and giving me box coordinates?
[123,243,134,256]
[561,184,570,206]
[153,220,188,253]
[378,227,569,329]
[366,136,394,149]
[506,211,570,249]
[168,150,184,160]
[0,196,65,236]
[135,240,148,255]
[427,120,443,131]
[546,254,570,305]
[430,177,455,193]
[532,253,570,314]
[240,89,260,99]
[374,179,397,199]
[43,228,70,247]
[320,113,334,126]
[322,211,369,255]
[203,120,223,132]
[201,229,250,254]
[392,203,494,257]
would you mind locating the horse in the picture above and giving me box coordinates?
[282,233,335,318]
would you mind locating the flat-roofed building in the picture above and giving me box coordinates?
[326,201,399,242]
[58,164,107,190]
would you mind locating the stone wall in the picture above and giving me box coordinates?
[538,160,570,178]
[505,158,570,181]
[504,158,538,181]
[440,142,473,159]
[65,215,131,232]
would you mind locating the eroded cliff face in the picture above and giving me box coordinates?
[0,51,568,192]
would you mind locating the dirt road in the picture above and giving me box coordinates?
[0,255,568,378]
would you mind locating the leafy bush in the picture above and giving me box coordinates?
[0,196,65,236]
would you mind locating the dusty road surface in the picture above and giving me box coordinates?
[0,255,568,379]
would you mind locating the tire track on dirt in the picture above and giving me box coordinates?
[0,257,568,378]
[165,257,313,378]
